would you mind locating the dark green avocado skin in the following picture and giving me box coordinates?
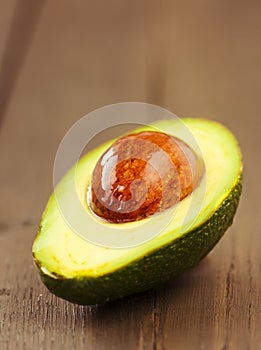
[35,176,242,305]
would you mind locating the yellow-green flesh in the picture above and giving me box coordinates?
[33,118,242,280]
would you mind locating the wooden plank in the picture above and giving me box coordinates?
[0,227,155,350]
[0,0,46,127]
[0,1,153,350]
[0,0,261,349]
[0,0,17,63]
[155,224,261,349]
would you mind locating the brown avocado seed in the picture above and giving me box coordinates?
[89,131,203,223]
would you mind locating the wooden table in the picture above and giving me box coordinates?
[0,1,260,349]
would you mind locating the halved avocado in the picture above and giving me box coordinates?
[32,118,242,305]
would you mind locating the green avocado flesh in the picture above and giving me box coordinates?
[33,118,242,305]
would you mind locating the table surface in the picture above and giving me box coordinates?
[0,1,260,349]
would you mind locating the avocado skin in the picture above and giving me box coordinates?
[35,176,242,305]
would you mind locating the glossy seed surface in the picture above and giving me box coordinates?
[90,131,203,223]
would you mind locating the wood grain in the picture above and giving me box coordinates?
[0,1,260,349]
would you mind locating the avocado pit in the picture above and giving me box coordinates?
[89,131,203,223]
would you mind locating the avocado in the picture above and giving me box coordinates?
[32,118,242,305]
